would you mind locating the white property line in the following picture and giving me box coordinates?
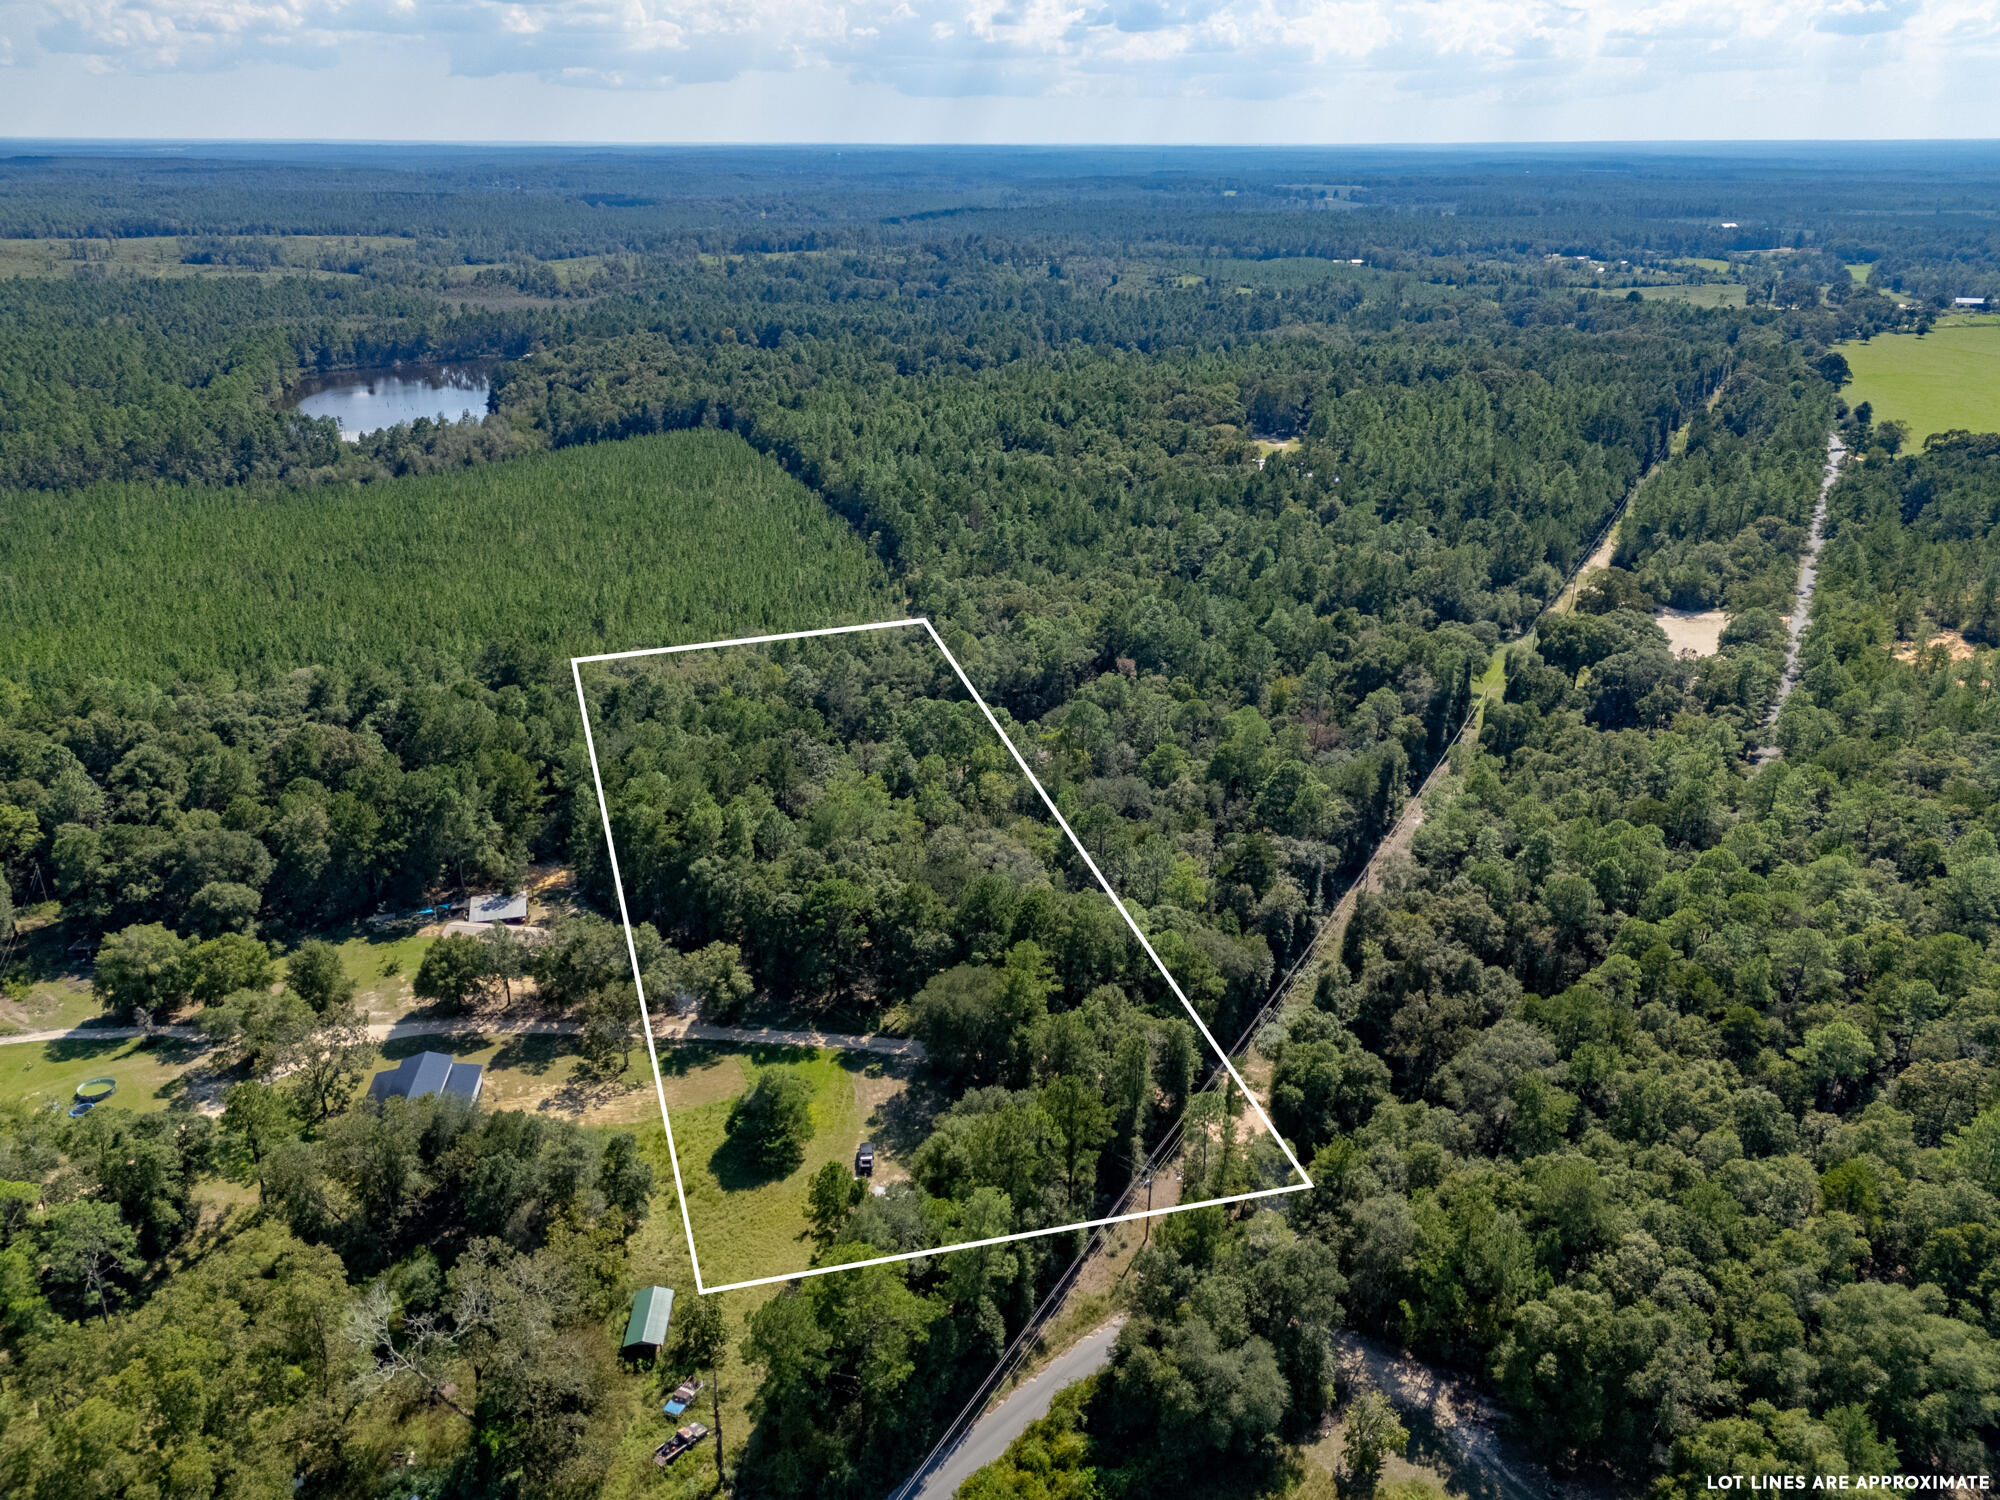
[572,616,1311,1297]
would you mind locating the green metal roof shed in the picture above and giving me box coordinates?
[623,1286,674,1351]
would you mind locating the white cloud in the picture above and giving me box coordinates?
[11,0,2000,108]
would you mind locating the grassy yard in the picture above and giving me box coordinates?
[368,1028,660,1118]
[0,975,99,1036]
[599,1041,912,1496]
[646,1044,904,1289]
[0,1032,204,1115]
[1842,320,2000,442]
[293,927,433,1016]
[0,987,662,1124]
[604,1160,777,1499]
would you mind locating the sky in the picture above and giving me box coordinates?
[1,0,1996,144]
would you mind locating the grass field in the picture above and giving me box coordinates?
[0,1031,201,1114]
[610,1138,775,1499]
[0,235,417,280]
[650,1044,900,1288]
[1842,320,2000,443]
[602,1042,916,1493]
[1624,283,1745,307]
[0,429,896,683]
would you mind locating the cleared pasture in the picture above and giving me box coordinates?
[649,1043,908,1289]
[1842,321,2000,443]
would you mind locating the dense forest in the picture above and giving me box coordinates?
[2,145,1998,1500]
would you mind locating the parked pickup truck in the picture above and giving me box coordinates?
[662,1380,705,1417]
[654,1423,709,1466]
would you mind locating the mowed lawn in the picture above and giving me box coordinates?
[1843,320,2000,443]
[646,1044,891,1288]
[0,1032,203,1115]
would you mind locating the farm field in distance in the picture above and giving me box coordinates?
[1841,317,2000,442]
[1629,282,1747,307]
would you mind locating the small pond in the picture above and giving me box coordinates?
[290,362,493,441]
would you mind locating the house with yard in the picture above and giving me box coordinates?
[623,1285,674,1356]
[368,1050,484,1104]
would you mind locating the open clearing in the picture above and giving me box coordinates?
[1657,606,1729,656]
[0,1031,202,1115]
[651,1044,913,1288]
[1617,282,1744,307]
[1893,630,1980,664]
[0,235,412,280]
[1842,320,2000,443]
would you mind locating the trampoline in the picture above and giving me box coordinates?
[69,1077,117,1117]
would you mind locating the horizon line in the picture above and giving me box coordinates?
[6,136,2000,151]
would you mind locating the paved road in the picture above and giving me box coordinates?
[0,1014,924,1060]
[912,1317,1125,1500]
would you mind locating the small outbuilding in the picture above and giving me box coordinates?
[467,891,529,924]
[623,1285,675,1354]
[1953,297,1988,307]
[369,1051,484,1105]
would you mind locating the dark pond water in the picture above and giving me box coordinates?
[291,363,493,441]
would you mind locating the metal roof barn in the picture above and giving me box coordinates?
[623,1285,674,1351]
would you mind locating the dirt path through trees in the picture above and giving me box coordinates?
[1754,429,1846,763]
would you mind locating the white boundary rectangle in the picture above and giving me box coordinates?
[572,616,1311,1295]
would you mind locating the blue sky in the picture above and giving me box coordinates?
[1,0,1995,142]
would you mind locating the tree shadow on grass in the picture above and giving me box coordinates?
[739,1042,821,1067]
[42,1035,148,1065]
[706,1128,800,1192]
[380,1032,491,1063]
[652,1037,813,1080]
[491,1032,567,1076]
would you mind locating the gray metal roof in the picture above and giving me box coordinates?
[369,1050,482,1104]
[468,891,528,923]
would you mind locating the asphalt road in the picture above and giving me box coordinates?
[912,1316,1125,1500]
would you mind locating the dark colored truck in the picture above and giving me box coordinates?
[654,1423,709,1466]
